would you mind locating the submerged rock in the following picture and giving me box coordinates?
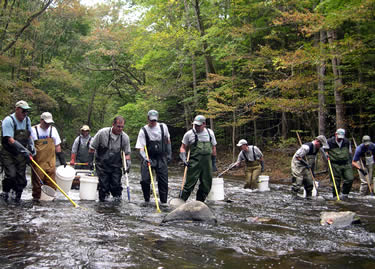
[320,211,360,227]
[162,200,217,223]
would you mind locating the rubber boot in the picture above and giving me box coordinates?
[0,192,9,202]
[14,191,22,203]
[342,182,352,195]
[99,191,108,202]
[305,190,312,200]
[141,183,150,202]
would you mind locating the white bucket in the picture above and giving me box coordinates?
[303,181,319,197]
[207,177,225,201]
[258,175,270,192]
[79,175,99,200]
[40,185,56,201]
[55,165,76,194]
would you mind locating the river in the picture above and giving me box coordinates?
[0,165,375,268]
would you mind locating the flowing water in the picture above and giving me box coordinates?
[1,165,375,268]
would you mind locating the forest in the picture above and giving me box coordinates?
[0,0,374,162]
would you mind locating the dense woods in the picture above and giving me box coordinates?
[1,0,374,159]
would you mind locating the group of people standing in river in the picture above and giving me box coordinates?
[1,100,374,204]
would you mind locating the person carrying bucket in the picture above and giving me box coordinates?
[70,125,92,169]
[135,110,172,205]
[291,135,328,199]
[88,116,131,202]
[179,115,217,202]
[0,100,35,203]
[352,135,375,195]
[325,129,354,200]
[234,139,264,189]
[30,112,66,201]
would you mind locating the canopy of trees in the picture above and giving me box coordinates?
[1,0,374,158]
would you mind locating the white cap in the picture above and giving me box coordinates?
[236,139,248,147]
[193,115,206,126]
[315,135,328,149]
[362,135,371,145]
[336,128,345,139]
[15,100,30,110]
[80,125,90,131]
[148,110,159,121]
[41,112,54,124]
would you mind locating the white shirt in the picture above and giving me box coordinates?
[31,125,61,146]
[135,122,170,149]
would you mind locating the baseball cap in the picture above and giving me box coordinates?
[336,128,345,139]
[236,139,248,147]
[15,100,31,110]
[41,112,54,124]
[193,115,206,126]
[148,110,159,121]
[362,135,371,146]
[80,125,90,131]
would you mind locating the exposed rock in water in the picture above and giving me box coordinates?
[320,211,360,227]
[162,200,217,224]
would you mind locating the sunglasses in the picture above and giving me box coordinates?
[21,109,30,114]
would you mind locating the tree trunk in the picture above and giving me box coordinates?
[281,111,287,139]
[327,29,345,129]
[317,30,327,135]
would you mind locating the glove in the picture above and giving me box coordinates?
[260,160,264,172]
[359,168,368,176]
[179,152,189,167]
[140,150,152,165]
[88,152,94,171]
[211,155,217,172]
[125,159,131,173]
[13,140,31,162]
[28,138,36,156]
[56,152,66,168]
[166,143,172,164]
[299,159,311,169]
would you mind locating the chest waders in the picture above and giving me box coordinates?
[96,129,123,201]
[291,142,317,196]
[1,115,30,198]
[181,133,213,202]
[242,147,261,189]
[140,125,169,203]
[31,126,56,199]
[76,136,91,169]
[329,143,354,196]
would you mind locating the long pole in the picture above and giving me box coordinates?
[179,149,190,198]
[121,151,131,202]
[326,153,340,201]
[295,132,319,195]
[352,137,373,195]
[144,146,161,213]
[30,156,79,207]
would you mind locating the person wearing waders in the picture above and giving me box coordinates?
[291,135,328,199]
[70,125,92,169]
[30,112,66,201]
[135,110,172,205]
[88,116,131,202]
[179,115,217,202]
[325,129,354,200]
[352,135,375,195]
[0,101,35,203]
[235,139,264,189]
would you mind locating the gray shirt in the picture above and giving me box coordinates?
[90,127,131,154]
[71,135,92,154]
[181,128,217,146]
[237,146,263,162]
[135,122,170,149]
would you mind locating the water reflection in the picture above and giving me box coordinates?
[0,165,375,268]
